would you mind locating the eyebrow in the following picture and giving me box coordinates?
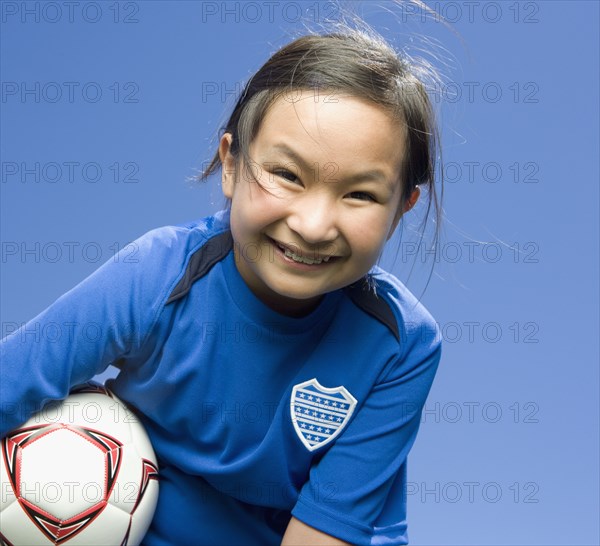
[270,143,395,189]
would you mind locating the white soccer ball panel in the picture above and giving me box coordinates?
[0,500,53,545]
[66,393,134,442]
[20,428,105,520]
[61,502,131,546]
[126,410,157,463]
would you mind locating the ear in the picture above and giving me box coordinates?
[403,186,420,214]
[219,133,237,199]
[386,186,420,240]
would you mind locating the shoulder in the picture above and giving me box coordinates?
[103,210,232,311]
[135,209,231,258]
[346,266,440,343]
[147,211,233,304]
[344,266,442,374]
[372,266,440,344]
[130,209,230,275]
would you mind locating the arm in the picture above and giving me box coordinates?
[0,227,174,437]
[289,313,442,545]
[281,517,351,546]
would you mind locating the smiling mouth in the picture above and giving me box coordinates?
[270,239,334,265]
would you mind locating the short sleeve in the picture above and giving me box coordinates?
[0,226,181,438]
[291,318,442,545]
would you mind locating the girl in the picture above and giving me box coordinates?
[1,24,443,546]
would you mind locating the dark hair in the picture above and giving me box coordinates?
[198,24,444,289]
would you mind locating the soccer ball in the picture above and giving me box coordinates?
[0,383,159,545]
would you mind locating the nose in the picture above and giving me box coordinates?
[286,193,339,245]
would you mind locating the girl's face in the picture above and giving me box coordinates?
[220,91,418,317]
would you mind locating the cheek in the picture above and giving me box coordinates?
[349,216,392,254]
[229,184,282,236]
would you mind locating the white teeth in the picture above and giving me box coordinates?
[282,247,330,265]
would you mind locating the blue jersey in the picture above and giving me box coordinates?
[1,210,442,545]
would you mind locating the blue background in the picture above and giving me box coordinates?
[1,1,598,544]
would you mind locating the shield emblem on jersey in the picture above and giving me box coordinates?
[290,378,358,452]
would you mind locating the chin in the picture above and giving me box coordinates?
[273,288,323,303]
[266,283,326,304]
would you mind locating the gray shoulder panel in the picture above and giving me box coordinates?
[166,231,233,305]
[344,279,400,342]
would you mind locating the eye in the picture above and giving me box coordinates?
[347,191,377,202]
[273,169,300,184]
